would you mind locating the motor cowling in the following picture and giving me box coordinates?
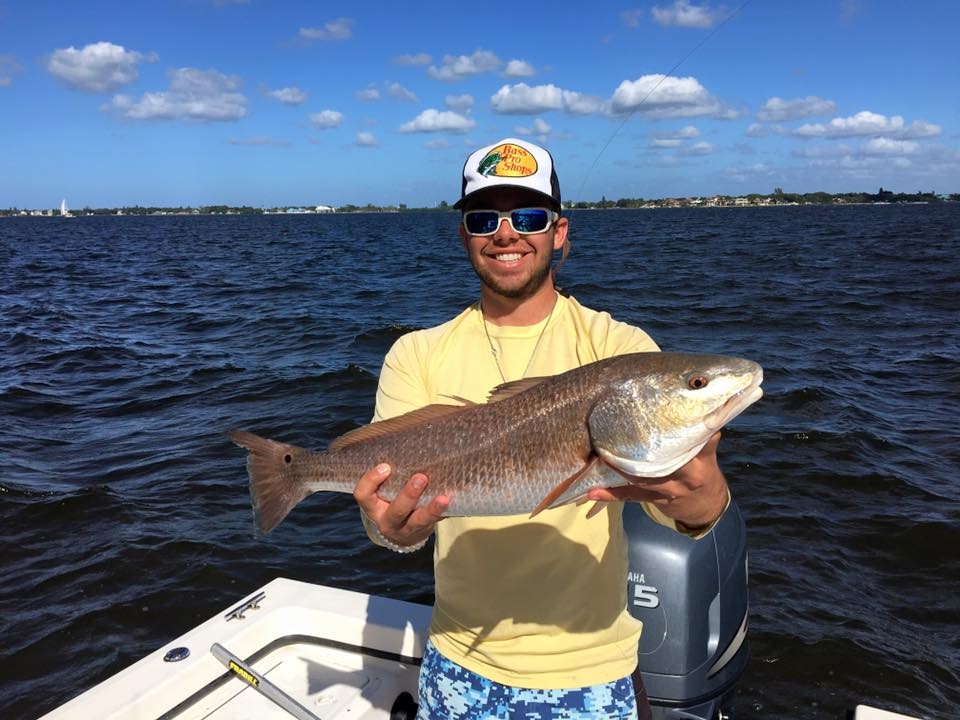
[624,499,749,720]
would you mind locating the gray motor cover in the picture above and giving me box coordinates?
[623,499,749,716]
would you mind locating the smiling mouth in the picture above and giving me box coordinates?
[493,253,524,262]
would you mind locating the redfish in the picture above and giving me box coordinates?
[230,352,763,534]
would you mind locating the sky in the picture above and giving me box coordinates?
[2,0,958,209]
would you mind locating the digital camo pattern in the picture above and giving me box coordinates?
[416,641,638,720]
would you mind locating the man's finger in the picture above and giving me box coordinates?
[353,463,392,513]
[381,473,429,529]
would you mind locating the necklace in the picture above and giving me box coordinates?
[480,293,558,383]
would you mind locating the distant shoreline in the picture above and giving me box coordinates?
[3,190,956,217]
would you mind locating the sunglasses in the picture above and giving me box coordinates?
[462,207,558,236]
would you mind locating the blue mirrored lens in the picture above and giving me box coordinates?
[464,211,500,235]
[511,209,550,232]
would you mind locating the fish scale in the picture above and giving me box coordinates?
[230,352,763,534]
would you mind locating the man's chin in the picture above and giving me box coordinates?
[475,265,553,301]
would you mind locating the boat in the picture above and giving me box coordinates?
[60,198,74,218]
[38,502,924,720]
[40,578,427,720]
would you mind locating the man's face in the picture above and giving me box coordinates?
[459,188,568,300]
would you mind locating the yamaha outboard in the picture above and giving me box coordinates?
[624,499,749,719]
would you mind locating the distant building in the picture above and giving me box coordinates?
[315,205,335,213]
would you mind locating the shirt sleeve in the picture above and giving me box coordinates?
[599,313,660,356]
[362,332,433,550]
[373,332,431,422]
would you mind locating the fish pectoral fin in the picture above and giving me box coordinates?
[530,455,600,518]
[585,501,606,519]
[486,376,551,403]
[328,404,470,451]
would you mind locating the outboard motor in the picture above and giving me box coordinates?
[624,499,749,720]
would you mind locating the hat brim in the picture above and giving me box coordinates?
[453,185,561,211]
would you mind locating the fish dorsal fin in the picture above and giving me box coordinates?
[329,404,469,451]
[438,393,477,407]
[529,455,600,517]
[487,376,550,403]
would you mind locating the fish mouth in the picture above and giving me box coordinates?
[705,372,764,432]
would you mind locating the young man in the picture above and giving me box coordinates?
[353,138,730,719]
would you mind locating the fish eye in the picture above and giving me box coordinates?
[687,374,709,390]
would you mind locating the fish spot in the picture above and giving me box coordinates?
[284,454,293,464]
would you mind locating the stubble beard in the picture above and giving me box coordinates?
[472,254,554,300]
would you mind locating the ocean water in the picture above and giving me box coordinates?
[2,205,958,719]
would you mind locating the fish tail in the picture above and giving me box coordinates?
[228,430,314,535]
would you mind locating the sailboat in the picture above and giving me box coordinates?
[60,198,74,218]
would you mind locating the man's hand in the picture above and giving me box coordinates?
[353,464,449,549]
[586,432,730,530]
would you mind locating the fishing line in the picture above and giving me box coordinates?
[573,0,756,203]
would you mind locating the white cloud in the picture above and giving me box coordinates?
[563,90,603,115]
[356,131,379,147]
[621,8,645,27]
[608,74,723,118]
[310,109,344,128]
[267,86,306,105]
[684,141,714,156]
[654,125,701,139]
[651,1,726,28]
[489,83,603,115]
[428,50,501,80]
[398,108,475,133]
[491,83,563,113]
[356,87,380,101]
[229,136,290,147]
[106,68,245,121]
[299,18,353,42]
[757,96,836,122]
[0,54,21,86]
[48,41,157,93]
[745,123,769,138]
[725,163,775,183]
[504,60,535,77]
[792,144,855,158]
[444,93,474,112]
[393,53,432,65]
[652,138,683,148]
[861,138,920,156]
[793,111,942,139]
[515,118,552,138]
[840,0,864,22]
[386,82,417,102]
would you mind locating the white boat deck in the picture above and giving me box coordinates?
[42,578,431,720]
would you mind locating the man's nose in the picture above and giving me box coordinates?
[492,217,518,242]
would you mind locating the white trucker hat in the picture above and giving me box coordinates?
[453,137,561,210]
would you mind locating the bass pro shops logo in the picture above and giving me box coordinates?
[477,143,538,178]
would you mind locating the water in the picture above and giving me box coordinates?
[2,206,958,719]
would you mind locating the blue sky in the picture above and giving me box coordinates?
[2,0,958,209]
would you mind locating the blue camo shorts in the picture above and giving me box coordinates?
[416,641,639,720]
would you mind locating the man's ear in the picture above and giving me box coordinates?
[552,216,569,251]
[459,221,469,250]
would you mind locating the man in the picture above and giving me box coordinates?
[353,138,730,719]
